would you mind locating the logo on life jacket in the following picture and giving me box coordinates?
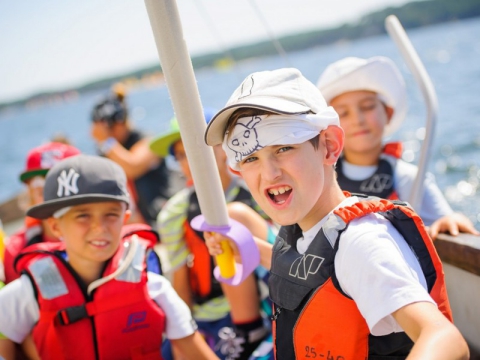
[360,174,393,194]
[289,254,324,280]
[57,169,80,197]
[123,311,149,333]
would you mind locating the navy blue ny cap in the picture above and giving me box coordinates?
[27,154,130,219]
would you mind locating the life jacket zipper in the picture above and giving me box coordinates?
[271,305,282,321]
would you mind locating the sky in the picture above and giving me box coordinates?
[0,0,412,104]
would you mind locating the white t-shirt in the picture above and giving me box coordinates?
[297,196,435,336]
[0,272,196,343]
[341,155,453,226]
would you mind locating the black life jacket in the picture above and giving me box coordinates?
[269,196,452,360]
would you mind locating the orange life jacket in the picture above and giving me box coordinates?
[336,142,403,200]
[269,195,451,360]
[15,235,166,360]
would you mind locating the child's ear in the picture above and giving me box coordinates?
[46,217,63,239]
[123,209,132,224]
[385,105,395,123]
[323,126,344,165]
[229,167,242,178]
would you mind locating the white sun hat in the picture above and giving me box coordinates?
[316,56,407,137]
[205,68,334,146]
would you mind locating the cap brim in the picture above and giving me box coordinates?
[205,99,311,146]
[20,169,49,183]
[27,194,130,219]
[149,131,181,157]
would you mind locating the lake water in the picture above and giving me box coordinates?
[1,17,480,225]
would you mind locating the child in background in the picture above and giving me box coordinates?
[150,111,273,360]
[203,68,469,359]
[3,141,81,284]
[90,84,183,227]
[0,154,217,360]
[316,56,478,240]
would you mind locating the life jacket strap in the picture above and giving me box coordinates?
[57,304,89,325]
[42,290,147,326]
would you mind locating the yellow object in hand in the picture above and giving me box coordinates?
[216,240,235,279]
[0,219,5,262]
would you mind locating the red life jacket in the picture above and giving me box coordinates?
[15,235,166,360]
[336,142,403,200]
[4,217,58,284]
[269,195,452,360]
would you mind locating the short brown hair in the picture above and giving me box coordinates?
[226,108,319,150]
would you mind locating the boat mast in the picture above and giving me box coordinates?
[385,15,438,210]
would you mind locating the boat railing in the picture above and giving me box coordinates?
[435,232,480,357]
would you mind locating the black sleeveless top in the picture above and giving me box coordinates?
[123,130,173,227]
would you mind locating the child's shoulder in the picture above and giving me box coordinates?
[159,187,194,218]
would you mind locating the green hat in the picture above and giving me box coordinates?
[149,117,181,157]
[150,108,217,157]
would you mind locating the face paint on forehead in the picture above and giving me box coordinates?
[222,111,340,171]
[225,116,263,163]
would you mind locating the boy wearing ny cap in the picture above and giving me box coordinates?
[317,56,478,240]
[0,155,218,360]
[150,111,273,360]
[204,68,468,359]
[3,141,81,284]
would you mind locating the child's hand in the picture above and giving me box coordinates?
[91,122,111,142]
[204,231,240,259]
[429,212,480,240]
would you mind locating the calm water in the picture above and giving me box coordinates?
[1,17,480,225]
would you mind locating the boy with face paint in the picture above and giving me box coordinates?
[203,68,469,359]
[316,56,478,240]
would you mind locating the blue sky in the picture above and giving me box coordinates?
[0,0,411,103]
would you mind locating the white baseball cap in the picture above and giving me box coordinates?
[316,56,407,137]
[205,68,331,146]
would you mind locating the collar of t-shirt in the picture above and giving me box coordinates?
[341,160,377,181]
[296,196,359,254]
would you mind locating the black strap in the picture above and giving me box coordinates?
[57,305,89,325]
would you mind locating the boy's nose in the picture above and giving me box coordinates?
[261,159,282,182]
[356,109,367,125]
[91,218,108,233]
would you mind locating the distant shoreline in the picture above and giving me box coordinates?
[1,0,479,111]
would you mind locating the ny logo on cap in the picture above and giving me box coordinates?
[57,169,80,197]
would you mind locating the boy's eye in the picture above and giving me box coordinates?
[277,146,292,153]
[242,156,257,164]
[360,102,377,111]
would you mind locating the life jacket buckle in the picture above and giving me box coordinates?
[57,305,89,325]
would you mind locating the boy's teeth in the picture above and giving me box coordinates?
[92,240,107,246]
[268,186,291,195]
